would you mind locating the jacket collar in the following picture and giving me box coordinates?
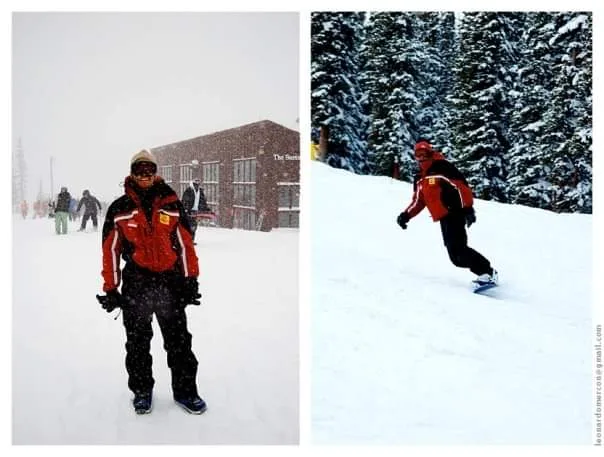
[419,151,445,175]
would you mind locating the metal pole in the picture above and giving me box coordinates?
[50,156,54,201]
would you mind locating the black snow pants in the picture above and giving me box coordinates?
[120,265,199,398]
[80,212,98,229]
[188,215,198,241]
[439,211,492,276]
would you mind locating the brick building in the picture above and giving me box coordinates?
[151,120,300,231]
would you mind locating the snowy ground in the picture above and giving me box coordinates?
[311,162,592,445]
[12,218,298,445]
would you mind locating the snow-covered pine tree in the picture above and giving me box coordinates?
[13,137,27,213]
[311,12,369,174]
[415,12,455,156]
[547,12,592,213]
[507,13,559,209]
[449,12,513,202]
[503,12,591,214]
[361,12,424,181]
[495,11,525,153]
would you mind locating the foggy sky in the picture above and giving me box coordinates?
[12,12,299,203]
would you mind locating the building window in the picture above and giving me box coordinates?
[277,183,299,228]
[232,158,257,230]
[179,164,193,196]
[159,165,172,183]
[278,211,299,228]
[233,158,256,207]
[233,184,256,207]
[233,158,256,183]
[202,162,219,182]
[233,207,257,230]
[202,162,220,214]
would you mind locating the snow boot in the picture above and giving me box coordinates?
[174,394,207,414]
[132,391,153,414]
[475,268,498,285]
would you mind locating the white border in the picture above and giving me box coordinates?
[4,2,603,457]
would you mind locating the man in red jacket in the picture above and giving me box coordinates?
[397,139,498,286]
[96,149,206,415]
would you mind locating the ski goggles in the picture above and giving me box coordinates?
[414,149,433,162]
[131,161,157,177]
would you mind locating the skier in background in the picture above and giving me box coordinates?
[69,197,78,222]
[396,139,498,287]
[77,190,102,232]
[96,149,206,415]
[53,187,71,235]
[181,178,211,243]
[20,200,28,219]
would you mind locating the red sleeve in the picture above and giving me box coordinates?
[175,222,199,277]
[101,225,123,292]
[457,180,474,208]
[404,181,426,219]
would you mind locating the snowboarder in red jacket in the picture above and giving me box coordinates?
[397,139,498,285]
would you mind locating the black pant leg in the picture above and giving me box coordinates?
[80,213,90,229]
[121,272,161,395]
[155,301,199,399]
[440,212,491,276]
[122,305,155,394]
[91,213,98,227]
[121,268,199,398]
[188,216,198,240]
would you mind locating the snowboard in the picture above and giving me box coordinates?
[472,281,498,294]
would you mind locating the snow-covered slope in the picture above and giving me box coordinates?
[311,162,591,444]
[13,220,298,444]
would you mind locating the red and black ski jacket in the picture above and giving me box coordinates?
[101,176,199,292]
[403,153,474,222]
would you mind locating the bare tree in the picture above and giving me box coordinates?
[12,138,27,213]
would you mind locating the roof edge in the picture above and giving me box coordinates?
[151,119,298,152]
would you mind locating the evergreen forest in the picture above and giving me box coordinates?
[311,12,592,213]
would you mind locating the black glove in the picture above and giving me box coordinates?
[178,277,202,307]
[463,207,476,228]
[397,211,410,230]
[96,289,124,313]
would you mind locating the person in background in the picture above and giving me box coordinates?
[181,178,211,243]
[69,197,78,222]
[96,149,206,415]
[54,187,71,235]
[20,200,28,219]
[397,139,498,287]
[77,190,102,232]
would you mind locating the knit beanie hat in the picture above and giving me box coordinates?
[130,149,157,173]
